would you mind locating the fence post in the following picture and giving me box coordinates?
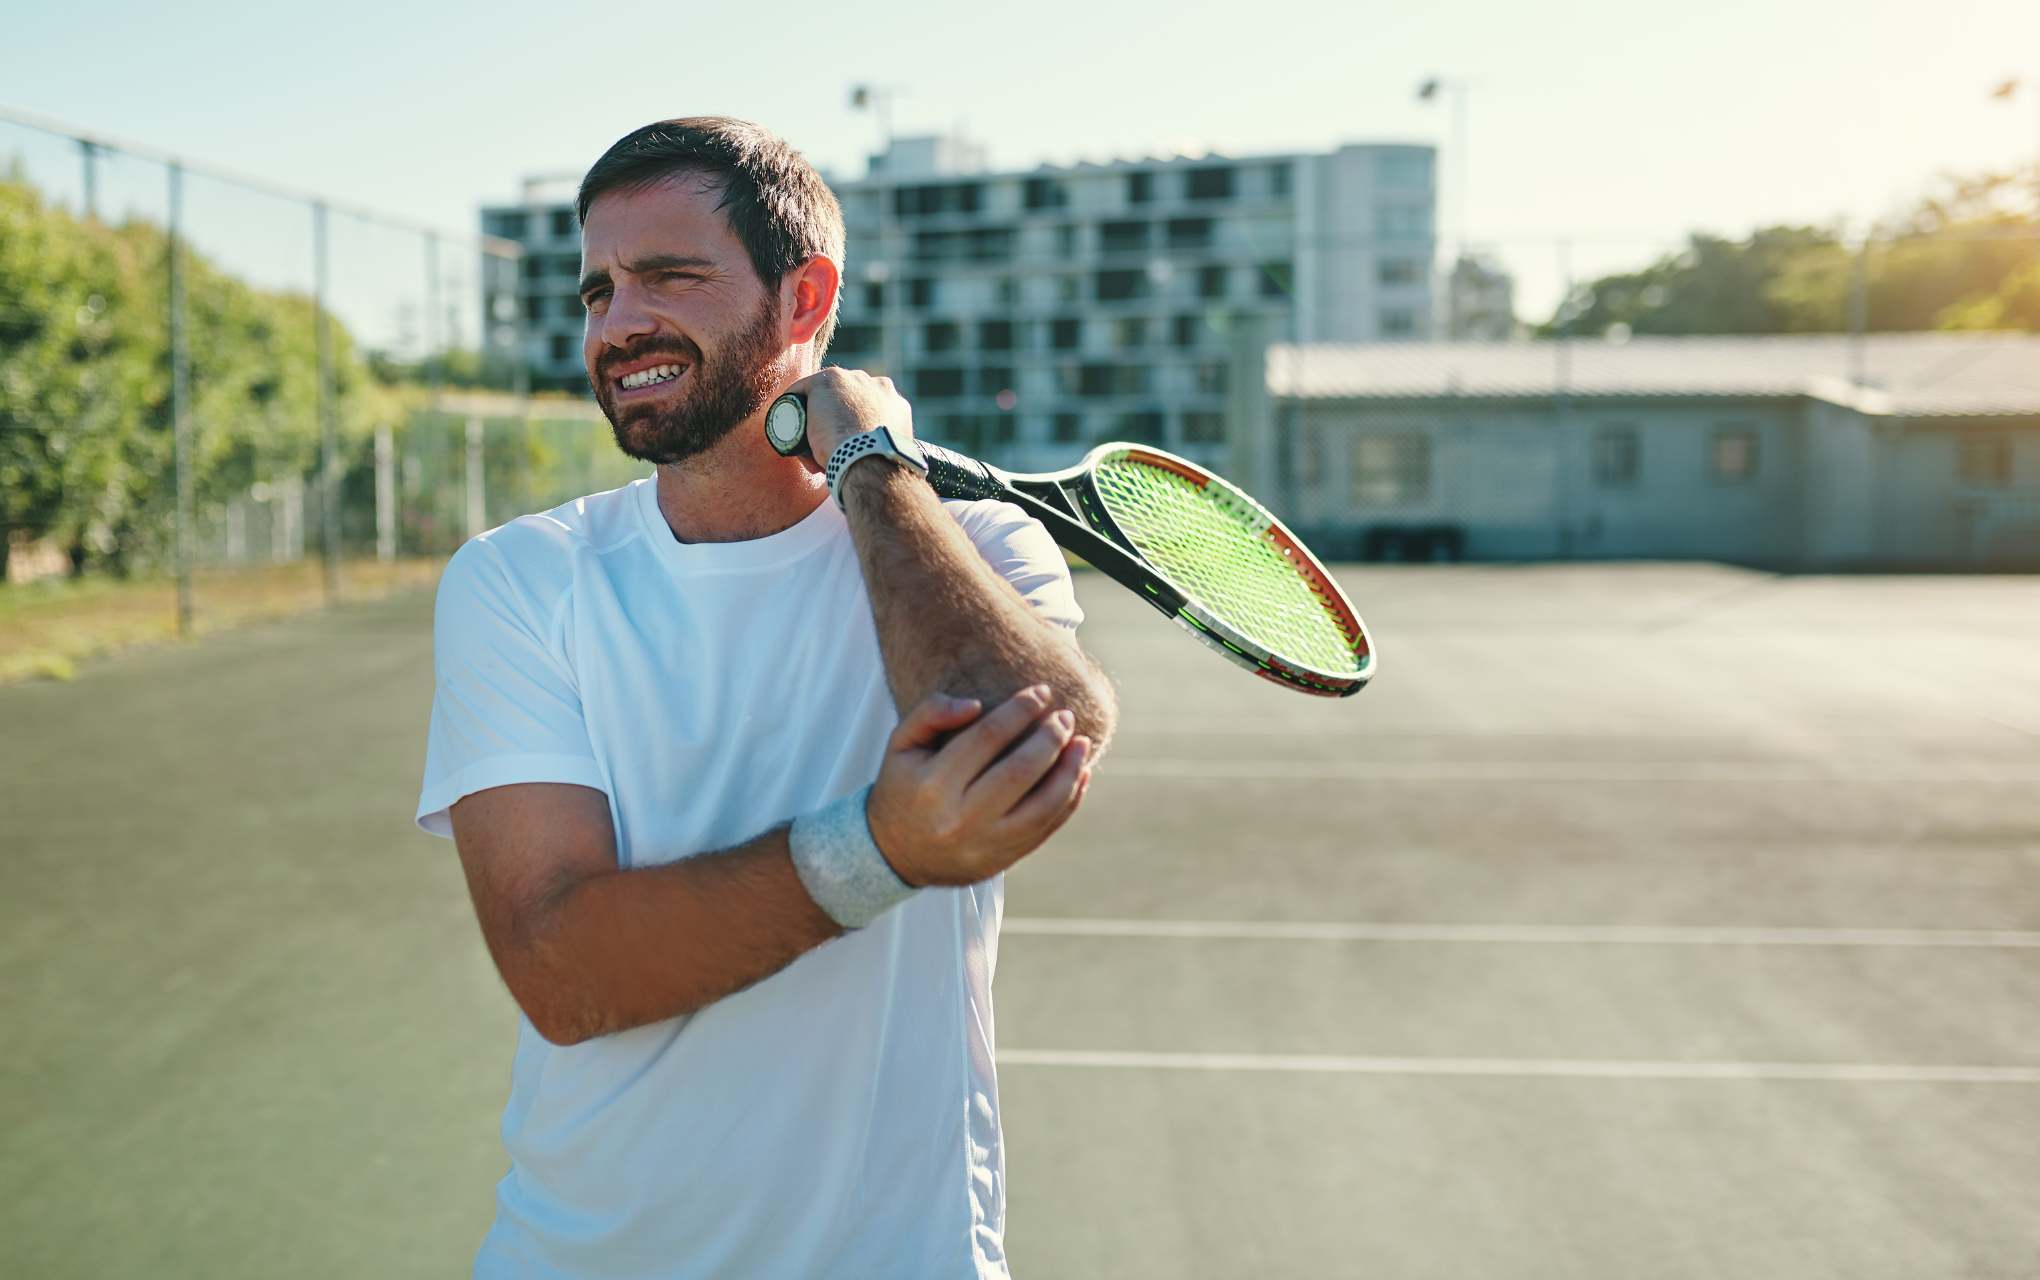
[375,422,396,563]
[314,201,340,601]
[168,161,194,637]
[466,417,487,539]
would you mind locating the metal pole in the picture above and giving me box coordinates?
[1847,235,1870,387]
[168,162,193,637]
[80,140,98,220]
[314,201,340,601]
[375,422,396,563]
[1554,237,1574,560]
[465,417,487,538]
[426,232,443,399]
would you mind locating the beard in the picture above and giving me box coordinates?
[594,296,783,467]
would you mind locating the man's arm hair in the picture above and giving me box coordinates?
[836,463,1118,754]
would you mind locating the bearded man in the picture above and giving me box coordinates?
[415,117,1116,1278]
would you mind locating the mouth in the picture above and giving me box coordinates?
[609,360,691,401]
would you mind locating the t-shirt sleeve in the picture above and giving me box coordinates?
[949,498,1086,633]
[414,538,607,840]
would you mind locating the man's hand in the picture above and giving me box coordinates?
[867,686,1094,888]
[782,366,917,465]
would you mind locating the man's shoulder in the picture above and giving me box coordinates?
[438,479,650,616]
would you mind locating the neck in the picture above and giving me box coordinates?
[650,401,829,544]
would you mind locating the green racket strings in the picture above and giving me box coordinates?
[1089,456,1364,675]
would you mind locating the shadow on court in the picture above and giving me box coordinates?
[4,564,2038,1277]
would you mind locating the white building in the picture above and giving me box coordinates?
[1242,333,2040,569]
[481,137,1439,469]
[829,136,1436,471]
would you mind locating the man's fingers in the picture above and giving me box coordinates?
[997,735,1091,835]
[932,684,1056,784]
[890,692,983,752]
[965,713,1078,818]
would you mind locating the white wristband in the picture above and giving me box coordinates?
[788,785,917,929]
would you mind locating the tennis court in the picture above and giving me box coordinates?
[4,562,2038,1277]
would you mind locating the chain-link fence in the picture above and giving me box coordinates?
[0,109,645,659]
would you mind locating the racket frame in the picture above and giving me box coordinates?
[764,391,1373,698]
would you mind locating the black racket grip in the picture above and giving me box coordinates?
[920,442,1004,501]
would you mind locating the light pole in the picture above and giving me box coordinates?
[1417,76,1470,337]
[1986,75,2038,215]
[852,84,906,380]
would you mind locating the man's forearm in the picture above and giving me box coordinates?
[838,462,1116,748]
[514,827,840,1045]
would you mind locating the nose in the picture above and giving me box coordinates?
[598,280,658,350]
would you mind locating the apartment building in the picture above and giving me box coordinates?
[480,137,1438,469]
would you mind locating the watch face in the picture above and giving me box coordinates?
[765,395,807,456]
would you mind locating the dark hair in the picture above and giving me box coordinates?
[576,117,846,355]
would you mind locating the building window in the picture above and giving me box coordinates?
[995,277,1018,305]
[1095,268,1148,301]
[1049,317,1082,350]
[1958,436,2013,487]
[521,255,544,279]
[1379,308,1416,336]
[1197,265,1229,299]
[1127,172,1153,205]
[977,366,1015,396]
[1114,316,1148,349]
[1024,177,1068,210]
[1100,220,1149,254]
[1055,225,1079,255]
[1268,163,1292,197]
[559,296,583,318]
[1377,152,1433,187]
[550,209,576,237]
[978,319,1014,351]
[1378,205,1432,239]
[1183,411,1226,443]
[1052,413,1083,443]
[1711,428,1759,483]
[1352,433,1431,504]
[908,278,935,309]
[1056,274,1081,303]
[915,367,965,398]
[486,211,528,239]
[1258,260,1294,299]
[1194,362,1228,395]
[896,183,984,218]
[1078,364,1149,397]
[922,321,960,354]
[1593,426,1640,489]
[1165,217,1214,251]
[1114,411,1167,443]
[524,296,544,320]
[1186,167,1236,201]
[548,333,574,362]
[1379,258,1424,286]
[862,282,884,311]
[830,324,878,355]
[553,254,581,278]
[1172,313,1201,347]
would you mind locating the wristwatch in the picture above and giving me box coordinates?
[826,427,929,507]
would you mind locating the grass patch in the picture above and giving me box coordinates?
[0,558,443,685]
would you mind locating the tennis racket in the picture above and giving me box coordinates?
[765,393,1375,698]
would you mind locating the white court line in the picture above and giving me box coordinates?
[1101,758,2040,783]
[1001,917,2040,949]
[995,1049,2040,1085]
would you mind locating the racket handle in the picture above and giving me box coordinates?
[920,442,1004,502]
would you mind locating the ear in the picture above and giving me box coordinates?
[782,255,841,347]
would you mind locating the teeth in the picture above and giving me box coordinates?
[620,363,682,390]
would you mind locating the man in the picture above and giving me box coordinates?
[414,116,1116,1278]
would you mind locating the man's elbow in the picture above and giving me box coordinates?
[1066,660,1119,760]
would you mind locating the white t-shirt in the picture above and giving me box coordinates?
[415,474,1083,1280]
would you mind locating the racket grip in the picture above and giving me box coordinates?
[921,442,1004,502]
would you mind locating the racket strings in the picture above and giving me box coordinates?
[1089,457,1365,675]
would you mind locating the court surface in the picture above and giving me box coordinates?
[3,562,2037,1277]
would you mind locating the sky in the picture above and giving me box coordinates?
[3,0,2035,344]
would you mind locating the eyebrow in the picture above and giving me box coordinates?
[577,254,718,299]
